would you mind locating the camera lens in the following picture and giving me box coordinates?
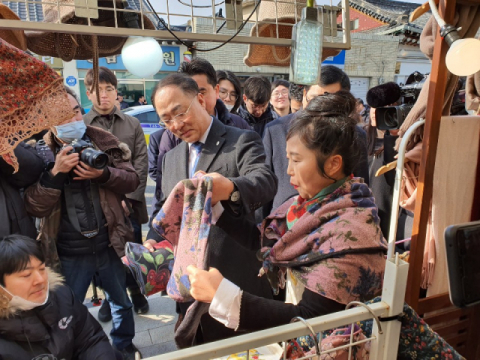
[80,148,108,169]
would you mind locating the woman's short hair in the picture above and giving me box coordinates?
[287,90,361,177]
[0,235,45,286]
[216,70,242,113]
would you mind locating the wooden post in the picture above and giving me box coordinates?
[404,0,456,310]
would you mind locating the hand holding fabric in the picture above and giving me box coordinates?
[199,172,234,205]
[187,265,223,303]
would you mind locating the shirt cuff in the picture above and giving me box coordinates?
[211,201,224,225]
[209,278,242,330]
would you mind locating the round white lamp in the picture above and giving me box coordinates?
[445,38,480,76]
[122,37,163,78]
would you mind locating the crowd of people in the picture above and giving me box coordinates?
[2,47,414,360]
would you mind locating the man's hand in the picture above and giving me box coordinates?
[143,239,158,252]
[73,162,104,180]
[51,146,79,176]
[187,266,224,303]
[195,172,234,206]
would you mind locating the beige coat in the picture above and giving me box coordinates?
[84,106,148,224]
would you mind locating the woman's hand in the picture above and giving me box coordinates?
[187,265,224,303]
[143,239,158,252]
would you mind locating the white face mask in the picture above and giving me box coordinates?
[54,121,87,143]
[225,104,234,111]
[1,283,49,311]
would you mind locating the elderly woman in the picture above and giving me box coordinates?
[0,234,118,360]
[187,91,387,331]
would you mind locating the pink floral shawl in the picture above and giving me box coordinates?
[152,176,213,303]
[259,178,387,305]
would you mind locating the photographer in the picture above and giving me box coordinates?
[23,87,141,360]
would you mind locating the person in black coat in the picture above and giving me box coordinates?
[0,234,117,360]
[0,142,44,239]
[257,66,369,222]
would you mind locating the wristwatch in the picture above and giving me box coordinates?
[229,183,241,203]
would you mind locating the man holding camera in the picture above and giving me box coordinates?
[24,87,141,360]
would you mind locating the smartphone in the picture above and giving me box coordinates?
[445,221,480,308]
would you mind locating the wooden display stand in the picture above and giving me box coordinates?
[404,0,480,358]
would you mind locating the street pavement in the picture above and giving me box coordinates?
[86,177,180,357]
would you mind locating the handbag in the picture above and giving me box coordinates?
[122,240,174,296]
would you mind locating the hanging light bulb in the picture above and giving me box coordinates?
[289,6,323,85]
[122,36,163,78]
[428,0,480,76]
[446,39,480,76]
[120,4,163,78]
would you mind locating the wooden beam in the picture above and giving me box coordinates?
[404,0,457,310]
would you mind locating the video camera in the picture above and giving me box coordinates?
[368,72,426,131]
[66,139,109,170]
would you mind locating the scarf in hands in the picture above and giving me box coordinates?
[259,178,387,305]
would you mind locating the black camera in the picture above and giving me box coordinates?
[67,139,109,170]
[376,73,426,130]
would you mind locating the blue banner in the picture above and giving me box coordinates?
[322,50,346,67]
[76,46,181,72]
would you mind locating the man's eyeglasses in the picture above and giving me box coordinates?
[247,100,269,111]
[271,90,289,99]
[219,88,238,101]
[159,97,196,126]
[91,86,116,95]
[305,92,330,103]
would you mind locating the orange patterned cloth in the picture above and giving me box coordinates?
[0,39,72,171]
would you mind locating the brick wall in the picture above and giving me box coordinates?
[193,18,399,86]
[337,8,387,33]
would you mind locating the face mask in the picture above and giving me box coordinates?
[1,283,49,311]
[55,121,86,143]
[225,104,234,111]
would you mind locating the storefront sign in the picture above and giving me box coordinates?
[76,46,181,72]
[322,50,346,69]
[32,54,64,69]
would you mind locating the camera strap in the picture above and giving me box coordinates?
[64,182,104,239]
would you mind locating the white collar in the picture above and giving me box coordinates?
[188,116,214,149]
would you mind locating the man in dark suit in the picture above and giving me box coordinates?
[144,73,277,344]
[257,66,369,221]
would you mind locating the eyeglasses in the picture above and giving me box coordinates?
[159,97,196,126]
[271,90,289,99]
[247,100,269,111]
[305,92,330,103]
[219,88,238,101]
[91,86,116,95]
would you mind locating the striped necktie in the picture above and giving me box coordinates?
[190,142,203,177]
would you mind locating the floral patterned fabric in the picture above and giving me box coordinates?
[259,178,388,305]
[0,39,72,171]
[122,240,174,296]
[152,176,213,302]
[293,297,465,360]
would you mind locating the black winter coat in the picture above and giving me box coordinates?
[0,143,44,239]
[0,271,116,360]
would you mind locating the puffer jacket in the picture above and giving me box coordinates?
[0,270,116,360]
[24,126,139,268]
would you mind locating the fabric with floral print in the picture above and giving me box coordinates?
[0,39,73,171]
[122,240,174,296]
[295,297,465,360]
[259,178,387,305]
[152,176,213,302]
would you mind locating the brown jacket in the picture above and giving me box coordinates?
[84,106,148,223]
[24,126,139,267]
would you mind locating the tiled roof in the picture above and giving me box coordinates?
[350,0,430,32]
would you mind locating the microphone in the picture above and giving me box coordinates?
[366,82,402,108]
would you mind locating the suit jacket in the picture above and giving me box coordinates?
[257,112,370,222]
[147,117,277,343]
